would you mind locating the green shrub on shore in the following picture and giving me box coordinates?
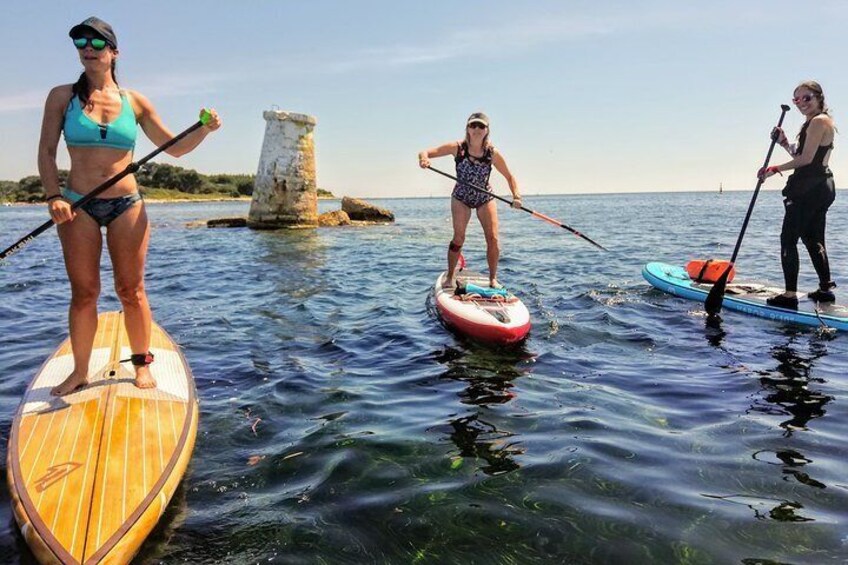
[0,165,337,203]
[141,187,243,200]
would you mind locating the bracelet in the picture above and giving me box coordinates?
[46,194,64,202]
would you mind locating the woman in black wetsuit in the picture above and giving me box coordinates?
[418,112,522,289]
[759,81,837,309]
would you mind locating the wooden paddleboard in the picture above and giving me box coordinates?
[6,311,198,564]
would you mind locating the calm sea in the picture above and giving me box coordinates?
[1,191,847,563]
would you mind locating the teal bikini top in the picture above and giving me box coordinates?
[63,91,137,151]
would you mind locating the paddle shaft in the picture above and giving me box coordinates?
[1,118,207,261]
[705,104,791,315]
[426,166,608,251]
[727,106,791,264]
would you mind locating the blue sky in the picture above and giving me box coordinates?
[1,1,847,197]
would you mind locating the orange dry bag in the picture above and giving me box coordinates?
[685,259,735,283]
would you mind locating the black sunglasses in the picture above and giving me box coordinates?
[73,37,108,51]
[468,123,488,130]
[792,94,816,104]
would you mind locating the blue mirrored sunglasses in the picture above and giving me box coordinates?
[73,37,108,51]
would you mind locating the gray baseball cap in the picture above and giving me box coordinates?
[467,112,489,127]
[69,17,118,49]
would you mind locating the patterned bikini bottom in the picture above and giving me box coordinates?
[451,183,494,209]
[62,187,142,227]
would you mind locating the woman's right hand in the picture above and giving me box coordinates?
[418,154,430,169]
[771,127,788,146]
[48,198,75,224]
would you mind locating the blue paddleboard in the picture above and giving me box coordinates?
[642,262,848,331]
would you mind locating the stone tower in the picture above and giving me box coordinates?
[248,110,318,228]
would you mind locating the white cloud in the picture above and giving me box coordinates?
[0,70,225,114]
[319,6,719,74]
[130,71,226,99]
[313,2,845,76]
[0,91,47,114]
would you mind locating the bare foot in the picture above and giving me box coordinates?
[490,279,504,289]
[51,371,89,396]
[134,365,157,389]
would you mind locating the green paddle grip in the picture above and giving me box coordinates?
[200,109,213,126]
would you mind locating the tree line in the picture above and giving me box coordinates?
[0,163,334,202]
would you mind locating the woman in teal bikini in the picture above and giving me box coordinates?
[40,17,221,395]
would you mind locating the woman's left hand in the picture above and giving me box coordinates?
[201,108,222,131]
[511,195,522,209]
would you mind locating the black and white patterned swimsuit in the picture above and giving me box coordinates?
[452,142,494,209]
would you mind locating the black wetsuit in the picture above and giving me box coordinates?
[779,118,835,292]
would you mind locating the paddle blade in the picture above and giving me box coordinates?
[704,265,733,316]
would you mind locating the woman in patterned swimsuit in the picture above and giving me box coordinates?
[418,112,522,288]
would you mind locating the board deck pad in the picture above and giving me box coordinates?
[643,262,848,331]
[434,270,531,344]
[7,311,198,564]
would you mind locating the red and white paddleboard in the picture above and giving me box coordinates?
[434,270,531,345]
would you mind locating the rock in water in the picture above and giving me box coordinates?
[341,197,395,222]
[318,210,351,227]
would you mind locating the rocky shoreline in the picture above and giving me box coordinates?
[1,195,341,206]
[187,197,395,229]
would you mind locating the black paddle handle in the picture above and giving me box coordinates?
[1,119,205,261]
[426,165,607,251]
[704,104,792,316]
[727,105,791,264]
[66,120,204,214]
[427,165,514,207]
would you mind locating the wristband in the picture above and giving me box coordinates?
[46,194,65,202]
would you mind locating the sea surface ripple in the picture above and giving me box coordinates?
[1,191,847,563]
